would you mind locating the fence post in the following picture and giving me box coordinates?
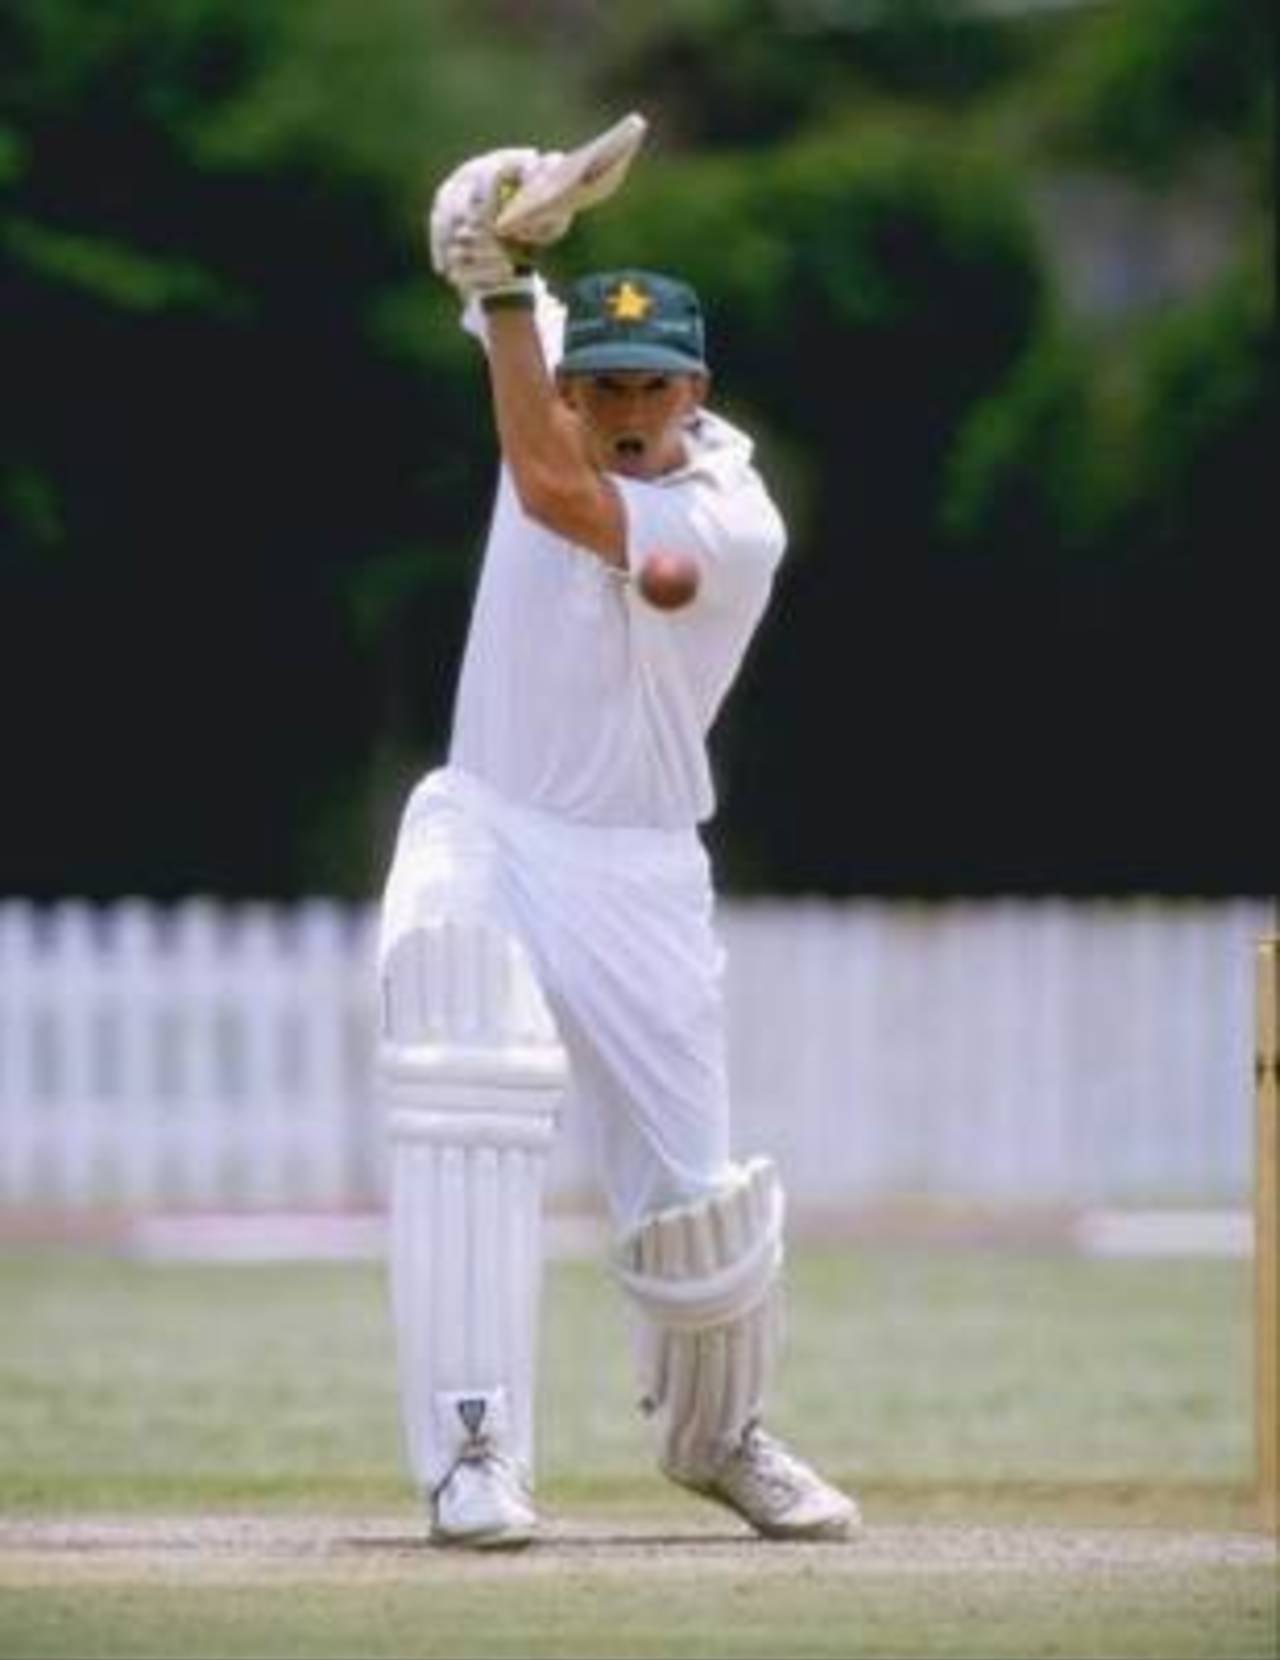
[47,902,98,1205]
[167,900,226,1206]
[1256,931,1279,1533]
[233,905,287,1207]
[295,900,353,1206]
[0,903,39,1203]
[111,901,165,1208]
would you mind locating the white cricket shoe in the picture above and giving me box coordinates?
[667,1422,860,1541]
[431,1445,537,1549]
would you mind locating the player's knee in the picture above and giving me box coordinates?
[613,1157,785,1331]
[610,1158,786,1478]
[379,918,568,1144]
[379,916,555,1047]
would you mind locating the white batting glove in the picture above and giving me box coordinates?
[428,148,537,270]
[438,218,535,306]
[427,147,571,305]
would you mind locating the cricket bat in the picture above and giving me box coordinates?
[493,112,649,243]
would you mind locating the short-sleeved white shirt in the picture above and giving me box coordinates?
[446,282,786,829]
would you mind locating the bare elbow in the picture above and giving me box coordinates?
[506,458,625,564]
[510,462,569,529]
[511,465,599,540]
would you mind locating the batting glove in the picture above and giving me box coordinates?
[428,146,569,305]
[440,224,534,306]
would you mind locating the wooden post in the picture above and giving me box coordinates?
[1257,933,1279,1533]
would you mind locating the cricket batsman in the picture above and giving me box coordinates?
[375,119,860,1548]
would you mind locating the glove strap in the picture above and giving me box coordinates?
[481,291,537,312]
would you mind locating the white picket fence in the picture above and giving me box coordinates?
[0,897,1271,1213]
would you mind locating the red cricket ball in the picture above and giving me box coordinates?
[636,550,700,611]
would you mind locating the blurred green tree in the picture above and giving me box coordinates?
[2,0,1271,898]
[1,0,592,896]
[920,0,1275,893]
[1033,0,1273,180]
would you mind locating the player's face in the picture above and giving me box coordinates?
[559,370,708,479]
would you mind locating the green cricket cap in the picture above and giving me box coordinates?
[558,270,708,376]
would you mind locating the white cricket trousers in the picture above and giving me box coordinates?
[378,766,735,1231]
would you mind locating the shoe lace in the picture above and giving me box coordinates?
[458,1432,496,1465]
[731,1422,812,1503]
[453,1434,529,1496]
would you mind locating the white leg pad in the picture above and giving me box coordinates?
[611,1157,785,1481]
[381,919,567,1496]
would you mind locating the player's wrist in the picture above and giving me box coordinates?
[440,219,537,307]
[480,284,537,312]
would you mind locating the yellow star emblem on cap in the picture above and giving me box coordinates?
[606,280,653,322]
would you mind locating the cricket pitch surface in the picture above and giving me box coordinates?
[0,1513,1271,1581]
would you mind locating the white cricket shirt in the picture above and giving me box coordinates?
[447,282,786,829]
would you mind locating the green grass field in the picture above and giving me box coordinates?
[1,1246,1275,1658]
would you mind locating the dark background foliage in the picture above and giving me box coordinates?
[2,0,1273,899]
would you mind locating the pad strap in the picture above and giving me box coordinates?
[611,1158,785,1480]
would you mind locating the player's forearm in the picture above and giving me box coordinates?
[484,304,584,503]
[482,303,625,565]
